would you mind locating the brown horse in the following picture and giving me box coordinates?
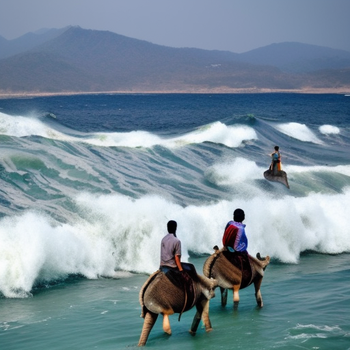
[203,246,270,308]
[138,266,218,346]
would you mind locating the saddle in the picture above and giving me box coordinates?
[222,250,253,288]
[164,263,198,319]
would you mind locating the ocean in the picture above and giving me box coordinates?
[0,93,349,349]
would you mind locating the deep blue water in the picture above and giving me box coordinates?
[0,93,349,349]
[1,93,349,133]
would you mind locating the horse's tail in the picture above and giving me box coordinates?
[203,245,221,279]
[139,270,161,318]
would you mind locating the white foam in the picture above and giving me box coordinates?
[284,164,350,177]
[1,187,350,297]
[0,112,74,141]
[208,160,350,179]
[0,211,116,297]
[172,122,258,148]
[84,130,163,148]
[0,113,257,149]
[204,158,350,186]
[319,124,340,135]
[205,157,262,185]
[294,324,342,332]
[79,122,257,148]
[287,323,343,340]
[275,122,323,144]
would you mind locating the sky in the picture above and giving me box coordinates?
[1,0,350,53]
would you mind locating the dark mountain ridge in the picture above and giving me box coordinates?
[0,26,349,94]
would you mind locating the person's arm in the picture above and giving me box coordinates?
[175,254,183,271]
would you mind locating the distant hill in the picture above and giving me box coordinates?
[0,26,349,94]
[0,27,68,60]
[238,42,350,73]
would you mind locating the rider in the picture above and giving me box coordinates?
[270,145,281,174]
[222,208,248,255]
[160,220,183,273]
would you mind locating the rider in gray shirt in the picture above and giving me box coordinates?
[160,220,183,272]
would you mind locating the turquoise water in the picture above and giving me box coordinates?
[0,93,350,348]
[1,254,349,349]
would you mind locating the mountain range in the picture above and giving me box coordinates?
[1,26,350,95]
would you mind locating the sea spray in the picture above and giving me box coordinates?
[0,211,116,298]
[2,187,350,297]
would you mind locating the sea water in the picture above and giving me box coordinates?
[0,93,349,349]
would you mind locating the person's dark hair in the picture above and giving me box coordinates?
[233,209,245,222]
[274,145,279,151]
[167,220,177,234]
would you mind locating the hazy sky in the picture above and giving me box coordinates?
[1,0,350,53]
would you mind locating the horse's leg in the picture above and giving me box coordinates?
[162,314,172,335]
[190,310,201,335]
[138,311,159,346]
[220,287,228,307]
[190,298,204,335]
[233,284,240,309]
[200,299,213,332]
[254,277,263,307]
[190,298,212,334]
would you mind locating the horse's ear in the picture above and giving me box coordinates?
[213,245,219,251]
[257,252,268,261]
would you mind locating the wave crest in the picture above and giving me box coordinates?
[275,122,323,144]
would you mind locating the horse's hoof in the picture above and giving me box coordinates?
[189,330,196,336]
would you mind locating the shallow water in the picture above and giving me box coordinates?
[1,253,349,350]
